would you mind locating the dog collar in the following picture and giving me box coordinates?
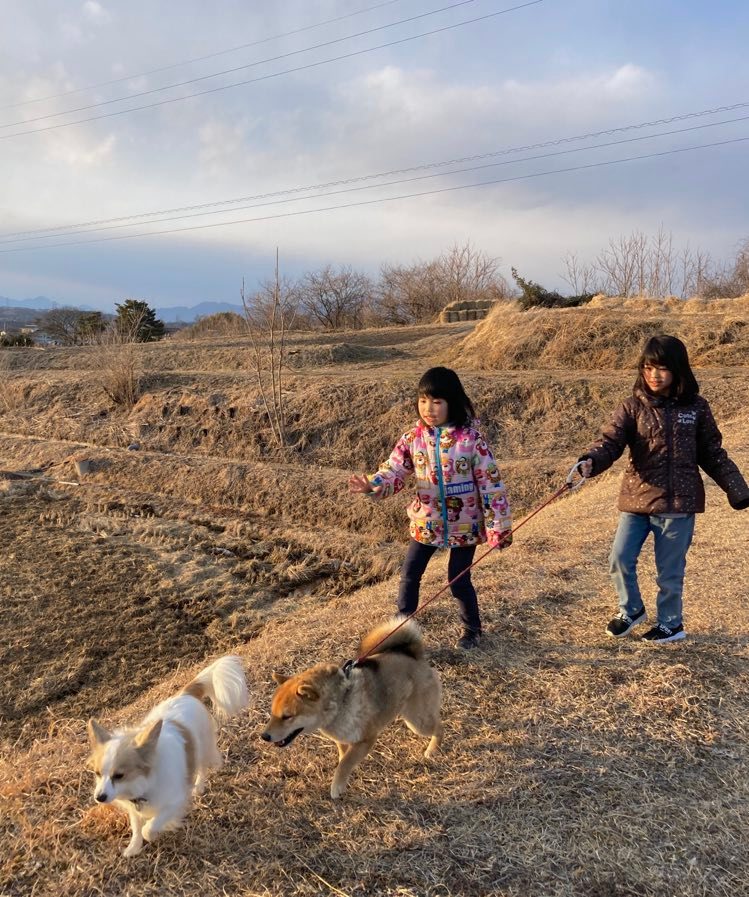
[341,659,358,679]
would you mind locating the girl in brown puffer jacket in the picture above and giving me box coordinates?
[579,335,749,645]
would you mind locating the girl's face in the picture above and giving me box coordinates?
[642,363,674,395]
[418,394,449,427]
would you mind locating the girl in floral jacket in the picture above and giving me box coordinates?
[349,367,512,650]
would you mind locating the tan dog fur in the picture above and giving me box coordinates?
[262,619,442,798]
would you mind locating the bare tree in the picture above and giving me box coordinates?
[34,307,84,345]
[241,251,296,448]
[297,265,372,330]
[595,231,647,297]
[436,241,509,303]
[566,230,718,299]
[700,237,749,297]
[561,252,600,295]
[377,242,510,324]
[376,259,445,324]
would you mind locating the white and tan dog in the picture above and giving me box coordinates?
[262,619,442,798]
[87,655,248,857]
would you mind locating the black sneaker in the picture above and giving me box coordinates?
[641,623,685,644]
[455,630,482,650]
[605,608,647,638]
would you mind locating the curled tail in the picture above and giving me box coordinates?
[182,655,248,720]
[359,617,424,660]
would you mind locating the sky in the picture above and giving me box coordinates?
[0,0,748,311]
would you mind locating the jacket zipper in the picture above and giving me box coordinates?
[434,426,450,547]
[665,403,674,512]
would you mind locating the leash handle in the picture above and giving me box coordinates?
[565,461,587,491]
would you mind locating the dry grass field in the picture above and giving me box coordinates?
[1,299,749,896]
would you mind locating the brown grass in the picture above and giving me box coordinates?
[2,465,749,896]
[452,298,749,370]
[2,308,749,896]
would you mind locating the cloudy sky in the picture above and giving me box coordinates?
[1,0,747,311]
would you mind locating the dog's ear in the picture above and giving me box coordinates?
[296,682,319,701]
[135,719,163,761]
[271,671,289,685]
[88,718,111,747]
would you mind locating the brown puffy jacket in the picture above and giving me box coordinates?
[581,389,749,514]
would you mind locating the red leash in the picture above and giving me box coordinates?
[355,463,586,664]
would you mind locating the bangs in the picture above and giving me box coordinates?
[640,341,671,369]
[417,369,453,399]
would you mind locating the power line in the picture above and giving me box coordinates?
[2,99,746,241]
[1,0,484,130]
[3,114,748,246]
[0,0,407,111]
[1,134,745,254]
[0,1,546,140]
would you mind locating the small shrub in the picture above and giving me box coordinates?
[511,268,593,311]
[0,333,33,347]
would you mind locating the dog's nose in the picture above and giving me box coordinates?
[95,793,108,803]
[260,732,272,742]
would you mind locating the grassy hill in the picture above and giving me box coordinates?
[1,302,748,896]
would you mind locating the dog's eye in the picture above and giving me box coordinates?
[280,714,293,721]
[112,773,124,781]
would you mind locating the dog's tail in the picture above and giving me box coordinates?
[182,655,248,720]
[359,617,424,660]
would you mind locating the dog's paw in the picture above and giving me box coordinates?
[330,781,347,800]
[123,840,143,858]
[141,821,159,843]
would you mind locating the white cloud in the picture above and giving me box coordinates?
[45,132,117,167]
[82,1,111,24]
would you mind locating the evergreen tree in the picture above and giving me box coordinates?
[75,311,107,343]
[114,299,165,342]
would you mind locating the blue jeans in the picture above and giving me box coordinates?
[397,540,480,633]
[609,512,695,628]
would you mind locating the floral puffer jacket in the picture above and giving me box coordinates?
[367,420,512,548]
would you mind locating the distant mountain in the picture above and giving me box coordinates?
[154,301,244,322]
[0,295,60,310]
[0,296,242,322]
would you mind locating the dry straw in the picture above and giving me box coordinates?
[1,303,749,896]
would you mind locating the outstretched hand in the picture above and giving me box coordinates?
[349,474,381,495]
[579,459,593,478]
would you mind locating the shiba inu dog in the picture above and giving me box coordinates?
[87,655,248,857]
[261,619,442,798]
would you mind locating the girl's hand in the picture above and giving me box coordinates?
[349,474,381,495]
[579,459,593,478]
[489,530,513,550]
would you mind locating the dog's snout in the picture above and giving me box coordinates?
[260,731,272,742]
[95,793,108,803]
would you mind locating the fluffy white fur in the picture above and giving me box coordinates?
[88,655,248,857]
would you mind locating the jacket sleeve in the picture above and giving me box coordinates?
[579,401,634,476]
[697,403,749,510]
[366,433,414,500]
[473,433,512,547]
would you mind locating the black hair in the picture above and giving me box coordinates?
[416,367,476,427]
[634,335,699,403]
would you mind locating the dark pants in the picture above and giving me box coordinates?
[396,539,481,633]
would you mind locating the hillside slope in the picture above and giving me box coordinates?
[2,447,749,897]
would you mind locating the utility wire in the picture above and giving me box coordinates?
[0,0,407,110]
[1,134,745,254]
[1,0,485,130]
[2,99,745,241]
[0,1,545,140]
[3,114,748,246]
